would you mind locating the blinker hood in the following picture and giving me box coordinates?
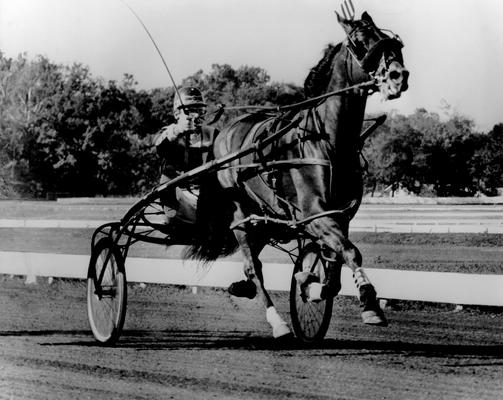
[361,38,403,72]
[347,36,404,74]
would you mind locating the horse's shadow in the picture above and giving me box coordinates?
[27,328,503,360]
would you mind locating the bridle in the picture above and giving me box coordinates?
[345,21,404,79]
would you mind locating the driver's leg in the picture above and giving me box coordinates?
[159,174,178,225]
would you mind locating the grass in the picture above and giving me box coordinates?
[350,232,503,247]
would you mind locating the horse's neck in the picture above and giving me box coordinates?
[316,47,368,146]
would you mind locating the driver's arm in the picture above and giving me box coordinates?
[155,125,182,147]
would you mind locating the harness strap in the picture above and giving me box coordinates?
[359,114,387,148]
[227,158,331,171]
[358,114,387,173]
[229,200,359,231]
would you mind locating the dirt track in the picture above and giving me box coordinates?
[0,277,502,399]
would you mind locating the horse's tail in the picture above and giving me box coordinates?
[184,172,239,262]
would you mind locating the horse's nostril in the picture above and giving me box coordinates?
[389,70,401,81]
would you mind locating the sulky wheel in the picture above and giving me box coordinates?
[87,237,127,345]
[289,241,334,343]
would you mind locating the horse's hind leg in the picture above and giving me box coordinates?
[231,225,291,338]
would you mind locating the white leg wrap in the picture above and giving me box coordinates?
[266,307,291,338]
[353,267,371,288]
[294,272,324,302]
[306,282,324,302]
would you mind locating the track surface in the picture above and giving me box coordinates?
[1,201,502,398]
[1,277,502,399]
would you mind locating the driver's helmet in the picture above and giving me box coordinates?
[173,86,206,113]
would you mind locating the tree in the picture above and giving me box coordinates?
[363,113,422,195]
[181,64,303,126]
[472,123,503,195]
[22,67,160,196]
[363,108,491,197]
[2,50,500,199]
[0,53,64,196]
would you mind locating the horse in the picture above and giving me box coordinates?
[187,11,409,338]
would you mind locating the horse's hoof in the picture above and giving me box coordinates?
[228,280,256,299]
[324,282,341,299]
[266,306,291,338]
[361,310,388,327]
[272,323,291,339]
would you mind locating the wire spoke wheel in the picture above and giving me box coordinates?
[290,242,334,343]
[87,238,127,345]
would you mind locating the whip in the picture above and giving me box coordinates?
[119,0,184,108]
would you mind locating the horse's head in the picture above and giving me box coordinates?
[336,11,409,100]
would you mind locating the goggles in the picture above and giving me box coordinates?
[181,106,206,117]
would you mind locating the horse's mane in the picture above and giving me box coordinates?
[304,43,342,97]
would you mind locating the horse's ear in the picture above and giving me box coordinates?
[361,11,375,25]
[335,11,345,23]
[335,11,351,31]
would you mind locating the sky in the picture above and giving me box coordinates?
[1,0,502,131]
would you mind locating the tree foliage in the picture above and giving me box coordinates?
[0,52,501,198]
[181,63,304,125]
[363,109,497,196]
[0,56,303,197]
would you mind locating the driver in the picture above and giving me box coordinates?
[155,86,218,227]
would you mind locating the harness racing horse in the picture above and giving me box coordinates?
[188,11,409,339]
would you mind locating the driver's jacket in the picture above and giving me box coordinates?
[155,124,218,179]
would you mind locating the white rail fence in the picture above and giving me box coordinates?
[1,204,502,306]
[1,251,502,307]
[1,218,503,233]
[2,204,503,233]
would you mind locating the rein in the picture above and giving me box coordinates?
[206,79,376,123]
[227,158,330,171]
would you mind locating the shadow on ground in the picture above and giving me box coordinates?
[5,328,499,359]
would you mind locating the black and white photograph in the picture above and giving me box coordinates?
[0,0,502,398]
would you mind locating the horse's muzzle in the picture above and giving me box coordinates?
[381,61,409,100]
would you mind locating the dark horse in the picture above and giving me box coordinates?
[188,11,409,338]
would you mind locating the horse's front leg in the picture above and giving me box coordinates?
[230,213,291,338]
[338,238,388,326]
[312,218,387,326]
